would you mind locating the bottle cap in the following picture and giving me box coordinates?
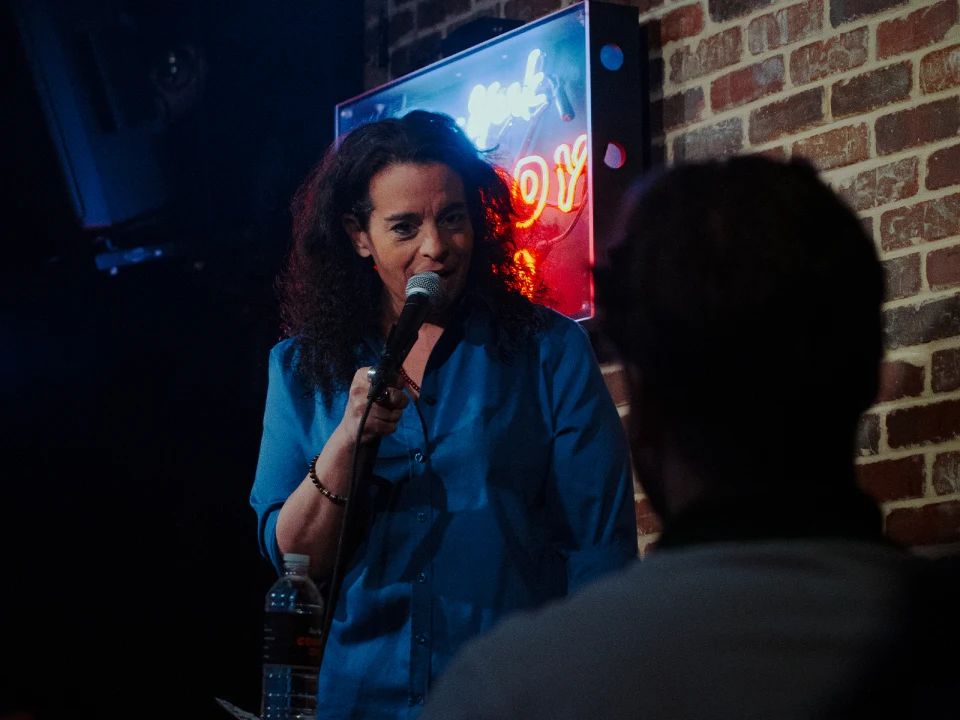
[283,553,311,566]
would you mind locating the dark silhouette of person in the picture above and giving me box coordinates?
[420,157,958,720]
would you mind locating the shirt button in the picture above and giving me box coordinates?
[413,451,425,463]
[416,633,428,645]
[417,512,427,523]
[410,695,424,706]
[423,395,437,406]
[417,696,425,706]
[418,572,427,583]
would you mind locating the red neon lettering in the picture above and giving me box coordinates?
[512,135,589,229]
[513,155,549,229]
[554,134,588,213]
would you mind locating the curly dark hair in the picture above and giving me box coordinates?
[596,156,883,477]
[279,110,544,401]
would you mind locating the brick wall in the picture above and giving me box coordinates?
[363,0,960,556]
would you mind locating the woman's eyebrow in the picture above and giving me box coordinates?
[438,201,468,215]
[384,211,422,223]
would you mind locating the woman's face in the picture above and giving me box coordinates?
[344,162,474,323]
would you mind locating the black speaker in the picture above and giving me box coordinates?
[9,0,187,231]
[9,0,364,269]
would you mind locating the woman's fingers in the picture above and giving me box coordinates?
[343,367,408,440]
[377,386,409,410]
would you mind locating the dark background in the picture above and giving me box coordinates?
[0,1,363,717]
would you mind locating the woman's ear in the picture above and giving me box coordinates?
[342,214,371,258]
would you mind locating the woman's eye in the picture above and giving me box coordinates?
[441,213,466,228]
[391,223,416,238]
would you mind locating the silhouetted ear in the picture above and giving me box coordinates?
[342,214,372,257]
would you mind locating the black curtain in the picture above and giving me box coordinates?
[1,1,363,717]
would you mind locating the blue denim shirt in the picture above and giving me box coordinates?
[250,300,637,719]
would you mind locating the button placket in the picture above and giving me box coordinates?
[408,400,433,706]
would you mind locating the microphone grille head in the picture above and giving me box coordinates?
[406,272,447,306]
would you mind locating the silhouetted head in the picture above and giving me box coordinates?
[596,157,883,518]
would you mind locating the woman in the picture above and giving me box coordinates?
[250,110,637,719]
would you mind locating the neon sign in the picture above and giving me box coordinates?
[460,49,547,148]
[514,155,549,229]
[554,134,588,213]
[512,134,588,228]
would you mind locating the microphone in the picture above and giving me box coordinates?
[367,271,447,399]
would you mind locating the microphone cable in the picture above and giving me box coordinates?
[314,384,382,673]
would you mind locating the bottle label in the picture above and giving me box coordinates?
[263,612,323,668]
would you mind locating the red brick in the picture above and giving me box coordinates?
[633,0,666,14]
[502,0,562,22]
[710,57,785,112]
[390,32,441,77]
[660,2,705,46]
[885,500,960,546]
[661,87,706,131]
[831,0,908,27]
[673,118,744,162]
[928,245,960,289]
[927,145,960,190]
[884,294,960,349]
[416,0,471,28]
[877,360,925,402]
[831,62,912,119]
[887,398,960,448]
[877,0,959,60]
[920,43,960,93]
[857,455,925,501]
[603,366,630,406]
[749,88,824,144]
[932,347,960,392]
[748,0,822,55]
[389,10,414,44]
[709,0,777,22]
[634,497,663,535]
[857,413,880,456]
[880,193,960,251]
[792,123,869,171]
[751,145,788,160]
[836,157,919,212]
[876,97,960,156]
[933,451,960,494]
[790,27,868,85]
[669,28,743,84]
[883,254,923,301]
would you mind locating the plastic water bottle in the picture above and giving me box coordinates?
[261,553,325,720]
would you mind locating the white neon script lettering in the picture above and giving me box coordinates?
[513,134,588,228]
[464,49,547,148]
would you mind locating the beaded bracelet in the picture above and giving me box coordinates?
[309,452,346,506]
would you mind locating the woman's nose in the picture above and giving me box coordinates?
[419,224,449,260]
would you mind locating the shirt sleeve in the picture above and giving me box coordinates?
[540,314,638,592]
[249,339,313,573]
